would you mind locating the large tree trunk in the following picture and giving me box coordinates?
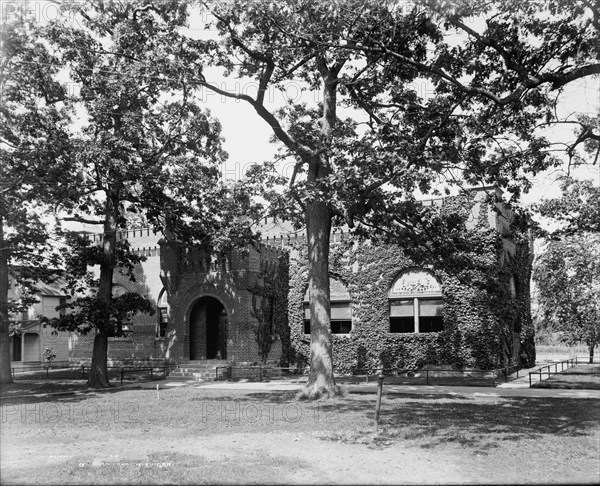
[0,214,13,385]
[588,343,595,364]
[298,199,340,399]
[297,61,343,399]
[87,198,117,388]
[88,331,110,388]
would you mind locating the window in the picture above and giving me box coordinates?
[59,297,67,318]
[509,275,518,299]
[157,289,169,338]
[108,284,133,340]
[389,269,443,333]
[303,279,352,335]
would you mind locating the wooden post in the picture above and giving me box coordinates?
[375,368,384,431]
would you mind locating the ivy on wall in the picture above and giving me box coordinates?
[248,252,292,365]
[283,196,535,372]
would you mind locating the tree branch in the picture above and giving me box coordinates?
[59,216,104,225]
[199,80,314,158]
[256,60,275,105]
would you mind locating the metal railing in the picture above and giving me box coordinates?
[86,365,172,385]
[529,356,600,387]
[10,364,175,384]
[213,365,507,387]
[347,367,503,387]
[10,365,73,379]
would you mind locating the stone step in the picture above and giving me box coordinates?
[176,366,227,371]
[183,360,228,365]
[169,375,209,381]
[177,367,223,373]
[176,361,228,370]
[169,370,219,381]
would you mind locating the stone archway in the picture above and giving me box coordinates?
[189,296,228,360]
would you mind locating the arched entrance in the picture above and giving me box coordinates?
[189,296,228,360]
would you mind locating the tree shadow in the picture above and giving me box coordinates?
[345,395,598,450]
[0,383,155,406]
[191,389,598,450]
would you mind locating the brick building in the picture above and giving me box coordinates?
[69,186,535,371]
[71,229,288,366]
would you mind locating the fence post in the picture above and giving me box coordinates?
[426,370,429,385]
[150,368,153,380]
[529,373,532,388]
[46,367,49,379]
[120,368,124,386]
[81,365,85,379]
[259,366,263,382]
[375,369,384,431]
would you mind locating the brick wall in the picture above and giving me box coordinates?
[70,248,176,365]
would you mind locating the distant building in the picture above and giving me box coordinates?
[8,275,71,369]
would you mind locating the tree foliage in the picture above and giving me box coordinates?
[3,1,263,387]
[0,19,70,384]
[533,233,600,362]
[535,178,600,236]
[533,175,600,361]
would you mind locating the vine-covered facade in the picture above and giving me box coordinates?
[65,187,534,372]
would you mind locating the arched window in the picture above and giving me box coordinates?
[303,279,352,335]
[157,288,169,338]
[389,269,443,333]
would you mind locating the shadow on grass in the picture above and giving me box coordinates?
[3,382,598,453]
[193,389,599,450]
[0,383,154,405]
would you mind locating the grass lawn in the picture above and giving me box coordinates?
[1,379,91,397]
[1,384,599,484]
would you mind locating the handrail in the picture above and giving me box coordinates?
[10,364,176,383]
[527,356,600,387]
[214,365,503,386]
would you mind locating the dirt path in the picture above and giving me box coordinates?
[2,426,598,484]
